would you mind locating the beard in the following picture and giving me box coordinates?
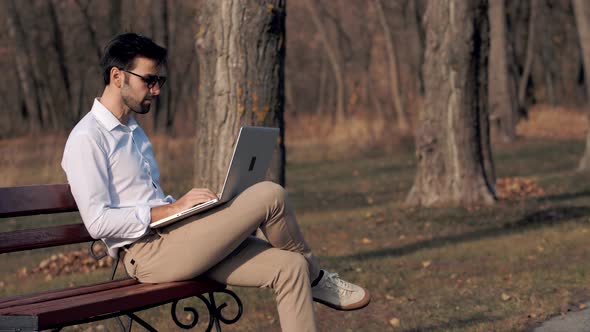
[122,94,153,114]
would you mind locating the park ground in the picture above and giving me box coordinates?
[2,106,590,331]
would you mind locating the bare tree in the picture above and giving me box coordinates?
[194,0,286,190]
[517,0,538,111]
[73,0,102,60]
[303,0,346,123]
[406,0,496,207]
[150,0,171,134]
[573,0,590,170]
[373,0,409,134]
[4,0,43,132]
[489,0,518,142]
[48,0,73,127]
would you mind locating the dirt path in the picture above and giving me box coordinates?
[534,302,590,332]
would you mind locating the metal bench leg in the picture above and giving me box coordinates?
[208,292,222,332]
[169,290,242,331]
[116,315,133,332]
[127,312,157,332]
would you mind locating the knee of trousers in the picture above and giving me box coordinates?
[271,253,311,293]
[248,181,287,205]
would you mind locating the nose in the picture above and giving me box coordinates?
[150,84,161,96]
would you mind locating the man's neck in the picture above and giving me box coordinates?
[99,86,130,125]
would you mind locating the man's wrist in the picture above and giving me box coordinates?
[150,203,176,224]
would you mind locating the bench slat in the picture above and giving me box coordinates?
[0,184,77,217]
[1,278,226,330]
[0,223,92,254]
[0,279,138,310]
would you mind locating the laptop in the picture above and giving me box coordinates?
[150,126,280,228]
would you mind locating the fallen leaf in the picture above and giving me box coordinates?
[17,267,28,277]
[385,294,395,300]
[501,293,511,301]
[579,303,587,310]
[361,237,372,244]
[389,317,401,327]
[421,261,432,268]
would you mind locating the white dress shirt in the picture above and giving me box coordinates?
[62,98,175,257]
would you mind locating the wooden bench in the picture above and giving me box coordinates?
[0,184,243,332]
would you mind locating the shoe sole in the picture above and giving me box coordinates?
[313,289,371,311]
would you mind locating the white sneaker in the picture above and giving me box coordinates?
[311,270,371,310]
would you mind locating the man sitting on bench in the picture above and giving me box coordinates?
[61,33,370,332]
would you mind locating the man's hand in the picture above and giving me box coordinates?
[151,188,218,223]
[174,188,219,211]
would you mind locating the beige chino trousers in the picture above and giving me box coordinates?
[123,181,320,332]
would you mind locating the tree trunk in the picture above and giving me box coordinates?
[517,0,538,112]
[150,0,171,134]
[4,0,43,132]
[373,0,410,134]
[74,0,102,60]
[48,0,72,128]
[316,56,327,116]
[573,0,590,170]
[164,1,176,133]
[407,0,426,96]
[110,0,122,36]
[194,0,286,191]
[489,0,517,142]
[478,21,497,195]
[303,0,346,123]
[406,0,496,207]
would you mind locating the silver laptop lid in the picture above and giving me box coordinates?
[218,126,280,202]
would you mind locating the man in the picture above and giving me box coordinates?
[62,33,369,332]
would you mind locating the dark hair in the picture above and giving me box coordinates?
[100,33,167,85]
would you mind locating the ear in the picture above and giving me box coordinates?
[110,67,123,88]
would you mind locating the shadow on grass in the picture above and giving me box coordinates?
[403,314,502,332]
[536,190,590,203]
[332,206,590,262]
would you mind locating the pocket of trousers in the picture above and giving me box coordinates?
[123,254,139,279]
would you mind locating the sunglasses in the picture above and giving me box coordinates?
[119,68,167,89]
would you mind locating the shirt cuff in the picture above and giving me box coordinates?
[164,195,176,203]
[135,204,152,227]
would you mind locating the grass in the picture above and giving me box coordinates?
[2,121,590,331]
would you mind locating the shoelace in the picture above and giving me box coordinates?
[323,272,356,296]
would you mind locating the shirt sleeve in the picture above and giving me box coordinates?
[62,133,150,240]
[164,195,176,203]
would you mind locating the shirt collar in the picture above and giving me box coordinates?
[91,98,138,132]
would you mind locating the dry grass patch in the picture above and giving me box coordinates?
[517,104,588,140]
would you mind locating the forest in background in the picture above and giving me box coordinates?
[0,0,586,138]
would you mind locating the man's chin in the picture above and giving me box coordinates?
[131,105,151,114]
